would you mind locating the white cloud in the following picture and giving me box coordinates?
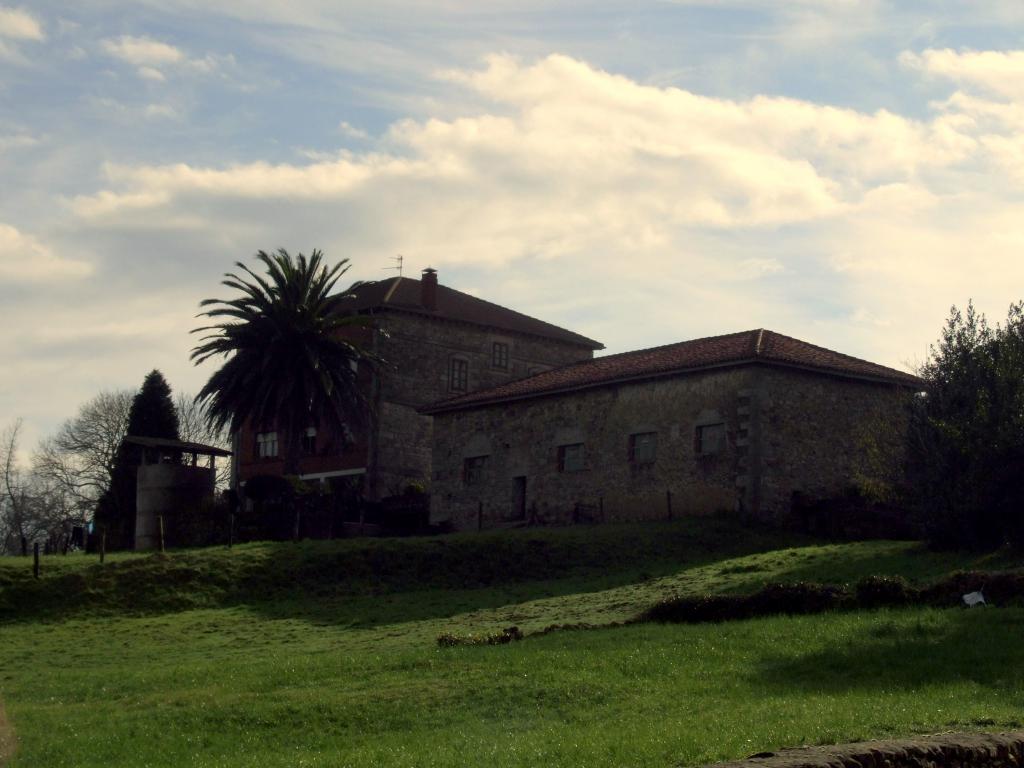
[102,35,183,67]
[0,6,43,41]
[338,121,369,139]
[72,53,978,245]
[99,35,228,81]
[143,103,179,119]
[0,224,92,282]
[0,132,38,152]
[902,48,1024,100]
[137,65,166,82]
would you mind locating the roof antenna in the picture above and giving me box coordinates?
[382,254,403,277]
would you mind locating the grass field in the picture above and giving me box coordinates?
[2,517,1023,767]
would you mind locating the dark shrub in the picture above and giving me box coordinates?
[640,594,748,624]
[856,575,917,608]
[748,581,850,615]
[641,582,850,624]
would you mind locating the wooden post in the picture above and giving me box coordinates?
[666,489,673,520]
[158,515,165,553]
[228,512,235,549]
[599,495,604,522]
[33,542,39,579]
[100,531,106,564]
[293,509,301,542]
[477,501,483,531]
[20,535,27,557]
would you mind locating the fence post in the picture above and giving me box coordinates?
[33,542,40,579]
[228,512,235,549]
[100,531,106,564]
[477,501,483,531]
[599,495,604,522]
[158,515,165,553]
[666,489,673,520]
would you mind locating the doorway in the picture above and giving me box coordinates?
[512,476,527,521]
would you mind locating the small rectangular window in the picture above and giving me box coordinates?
[256,431,279,458]
[558,443,585,472]
[301,427,317,455]
[696,423,726,455]
[463,455,488,485]
[449,358,468,392]
[492,342,509,370]
[629,432,657,464]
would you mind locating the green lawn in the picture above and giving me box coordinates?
[2,518,1023,767]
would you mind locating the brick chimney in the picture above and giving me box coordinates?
[421,267,438,311]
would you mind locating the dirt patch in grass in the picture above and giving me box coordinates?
[0,697,16,767]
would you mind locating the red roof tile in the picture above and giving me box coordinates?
[337,276,603,350]
[421,329,922,413]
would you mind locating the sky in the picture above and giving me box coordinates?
[3,1,1024,458]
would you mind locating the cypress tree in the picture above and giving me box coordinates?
[127,370,179,440]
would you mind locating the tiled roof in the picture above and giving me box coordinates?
[421,329,922,413]
[336,276,603,350]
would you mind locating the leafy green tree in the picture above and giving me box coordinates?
[909,302,1024,548]
[191,249,375,476]
[94,370,180,548]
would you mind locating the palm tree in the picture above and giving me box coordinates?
[191,249,376,476]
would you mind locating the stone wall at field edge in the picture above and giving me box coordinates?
[707,731,1024,768]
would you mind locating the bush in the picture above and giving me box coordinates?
[640,582,851,624]
[855,575,916,608]
[748,581,850,615]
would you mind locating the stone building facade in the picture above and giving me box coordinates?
[423,329,921,529]
[234,269,603,500]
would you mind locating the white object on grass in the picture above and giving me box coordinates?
[962,590,986,607]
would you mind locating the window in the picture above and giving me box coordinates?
[558,443,585,472]
[256,431,278,458]
[302,427,317,455]
[463,455,488,485]
[492,342,509,370]
[629,432,657,464]
[696,423,726,455]
[449,358,468,392]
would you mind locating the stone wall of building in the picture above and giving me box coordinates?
[430,367,754,530]
[370,311,597,499]
[748,366,913,520]
[375,311,595,407]
[431,364,913,530]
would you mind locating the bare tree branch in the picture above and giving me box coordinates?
[32,390,133,512]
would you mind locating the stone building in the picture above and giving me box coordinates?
[234,268,603,500]
[422,329,922,529]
